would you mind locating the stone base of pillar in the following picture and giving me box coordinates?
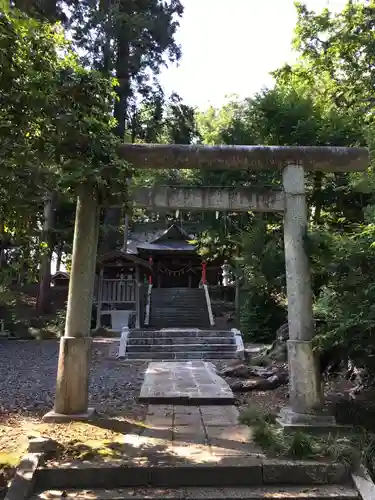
[277,406,336,431]
[277,338,337,431]
[43,408,96,423]
[43,336,93,420]
[287,339,323,413]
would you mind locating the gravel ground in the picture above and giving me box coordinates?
[0,340,287,422]
[0,339,148,422]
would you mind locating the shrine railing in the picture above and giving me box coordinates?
[101,279,136,303]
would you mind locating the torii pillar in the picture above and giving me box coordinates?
[44,187,99,421]
[278,165,333,427]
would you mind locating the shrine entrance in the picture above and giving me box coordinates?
[156,259,199,288]
[46,144,369,431]
[136,223,215,289]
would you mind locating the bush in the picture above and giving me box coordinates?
[240,288,286,343]
[239,217,287,343]
[313,223,375,385]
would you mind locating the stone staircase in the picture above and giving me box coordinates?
[33,458,360,500]
[122,328,237,360]
[149,287,211,329]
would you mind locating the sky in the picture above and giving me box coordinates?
[159,0,347,109]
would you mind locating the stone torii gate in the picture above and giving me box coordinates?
[44,145,369,429]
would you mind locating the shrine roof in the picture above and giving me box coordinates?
[51,271,69,279]
[136,224,196,252]
[149,223,191,243]
[136,241,196,252]
[97,250,153,269]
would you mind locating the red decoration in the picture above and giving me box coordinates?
[148,256,153,285]
[202,261,207,285]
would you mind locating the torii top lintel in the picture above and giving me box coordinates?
[119,144,369,172]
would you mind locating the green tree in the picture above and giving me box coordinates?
[0,10,127,313]
[194,79,367,340]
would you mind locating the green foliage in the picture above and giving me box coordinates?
[239,407,276,426]
[313,223,375,376]
[240,407,362,465]
[287,432,314,458]
[0,9,128,287]
[0,0,185,289]
[239,217,286,342]
[187,0,375,354]
[0,10,127,198]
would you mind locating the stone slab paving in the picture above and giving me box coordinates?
[138,361,234,404]
[134,403,263,462]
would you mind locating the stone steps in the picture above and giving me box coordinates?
[131,329,234,338]
[127,336,235,345]
[33,459,359,499]
[126,344,235,352]
[150,317,211,328]
[150,288,210,329]
[121,329,237,360]
[123,351,236,360]
[32,485,360,499]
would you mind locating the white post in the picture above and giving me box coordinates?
[203,283,215,326]
[231,328,245,360]
[144,284,153,326]
[221,261,230,287]
[135,266,141,329]
[278,165,335,427]
[118,325,129,358]
[96,268,103,330]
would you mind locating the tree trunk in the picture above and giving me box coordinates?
[99,0,111,75]
[0,218,6,271]
[37,193,55,314]
[114,34,130,139]
[101,36,130,252]
[313,172,324,224]
[56,242,63,272]
[100,206,122,252]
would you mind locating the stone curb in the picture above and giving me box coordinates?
[35,460,350,489]
[351,464,375,500]
[4,453,43,500]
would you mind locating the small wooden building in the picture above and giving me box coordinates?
[51,271,70,289]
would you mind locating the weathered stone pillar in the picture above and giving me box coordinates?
[279,165,335,428]
[44,187,99,421]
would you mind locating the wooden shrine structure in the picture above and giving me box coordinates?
[95,223,221,330]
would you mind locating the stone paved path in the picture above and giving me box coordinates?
[139,361,234,404]
[127,403,263,463]
[134,361,259,463]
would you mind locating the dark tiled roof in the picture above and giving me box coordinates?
[97,250,153,269]
[149,223,191,243]
[136,241,196,252]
